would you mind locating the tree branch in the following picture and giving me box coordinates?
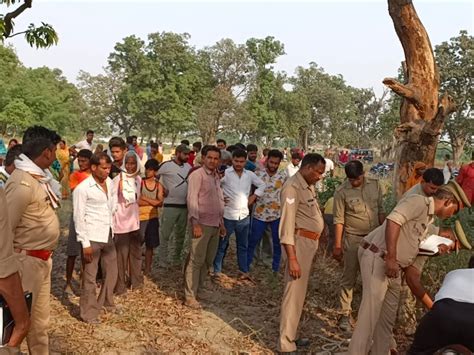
[382,78,416,100]
[3,0,33,38]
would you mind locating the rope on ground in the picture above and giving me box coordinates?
[315,334,348,354]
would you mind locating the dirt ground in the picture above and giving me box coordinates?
[44,200,413,354]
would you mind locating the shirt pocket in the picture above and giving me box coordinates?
[348,198,365,213]
[412,221,427,241]
[306,199,319,216]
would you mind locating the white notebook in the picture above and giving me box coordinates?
[418,235,454,256]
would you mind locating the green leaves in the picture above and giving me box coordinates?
[24,22,58,48]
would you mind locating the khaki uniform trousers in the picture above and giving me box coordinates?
[80,236,118,322]
[349,248,401,355]
[278,236,319,353]
[339,233,364,314]
[16,253,52,355]
[114,230,143,294]
[184,225,219,300]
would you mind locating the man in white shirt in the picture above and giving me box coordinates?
[285,151,302,178]
[213,149,265,278]
[73,152,117,324]
[72,130,94,152]
[408,257,474,354]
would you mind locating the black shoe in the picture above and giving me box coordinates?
[295,338,310,347]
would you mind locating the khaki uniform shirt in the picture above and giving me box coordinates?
[403,183,426,198]
[333,177,384,235]
[0,188,19,278]
[279,172,324,245]
[364,194,435,268]
[5,169,60,251]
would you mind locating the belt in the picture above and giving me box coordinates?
[14,248,53,261]
[295,229,320,241]
[163,203,187,208]
[360,240,386,260]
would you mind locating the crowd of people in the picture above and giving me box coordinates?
[0,125,473,354]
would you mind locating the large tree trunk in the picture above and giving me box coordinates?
[383,0,456,200]
[450,136,466,166]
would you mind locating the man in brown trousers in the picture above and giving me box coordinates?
[278,153,326,353]
[74,153,118,324]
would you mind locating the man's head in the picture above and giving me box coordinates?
[192,142,202,153]
[144,159,160,179]
[22,125,61,169]
[266,149,283,174]
[420,168,444,196]
[232,149,247,172]
[86,130,94,143]
[216,139,227,150]
[4,144,22,174]
[8,139,18,149]
[90,152,112,182]
[433,188,461,220]
[126,136,133,145]
[262,148,270,158]
[77,149,93,172]
[109,137,127,164]
[132,135,138,146]
[175,144,190,164]
[202,145,221,171]
[299,153,326,185]
[181,139,190,146]
[344,160,365,188]
[246,144,258,162]
[150,142,159,157]
[291,152,301,167]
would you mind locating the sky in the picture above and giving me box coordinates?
[5,0,473,96]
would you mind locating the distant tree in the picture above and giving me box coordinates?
[435,30,473,164]
[1,0,58,48]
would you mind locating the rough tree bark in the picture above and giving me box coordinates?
[383,0,456,199]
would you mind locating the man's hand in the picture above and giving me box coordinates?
[437,243,451,255]
[332,247,343,263]
[219,225,227,238]
[83,247,94,263]
[248,194,257,206]
[385,258,399,278]
[193,224,203,239]
[288,258,302,279]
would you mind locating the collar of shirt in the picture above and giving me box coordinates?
[427,196,435,216]
[295,171,310,190]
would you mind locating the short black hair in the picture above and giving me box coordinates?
[77,149,93,159]
[267,149,283,161]
[235,143,246,151]
[5,144,22,166]
[8,138,18,146]
[132,135,137,140]
[181,139,190,146]
[202,145,221,157]
[145,159,160,171]
[86,130,94,135]
[216,138,226,145]
[193,142,202,150]
[246,144,258,152]
[345,160,364,179]
[301,153,325,169]
[150,142,159,149]
[90,152,112,166]
[109,137,127,150]
[226,145,237,153]
[22,125,61,160]
[126,136,133,144]
[423,168,444,186]
[232,149,247,159]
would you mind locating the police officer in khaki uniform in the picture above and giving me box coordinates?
[349,186,463,355]
[5,126,61,355]
[278,153,326,353]
[0,188,30,354]
[332,160,385,331]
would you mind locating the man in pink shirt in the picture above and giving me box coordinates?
[184,145,225,309]
[457,152,474,204]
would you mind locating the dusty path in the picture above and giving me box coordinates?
[44,201,411,354]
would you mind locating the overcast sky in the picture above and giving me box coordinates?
[5,0,473,96]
